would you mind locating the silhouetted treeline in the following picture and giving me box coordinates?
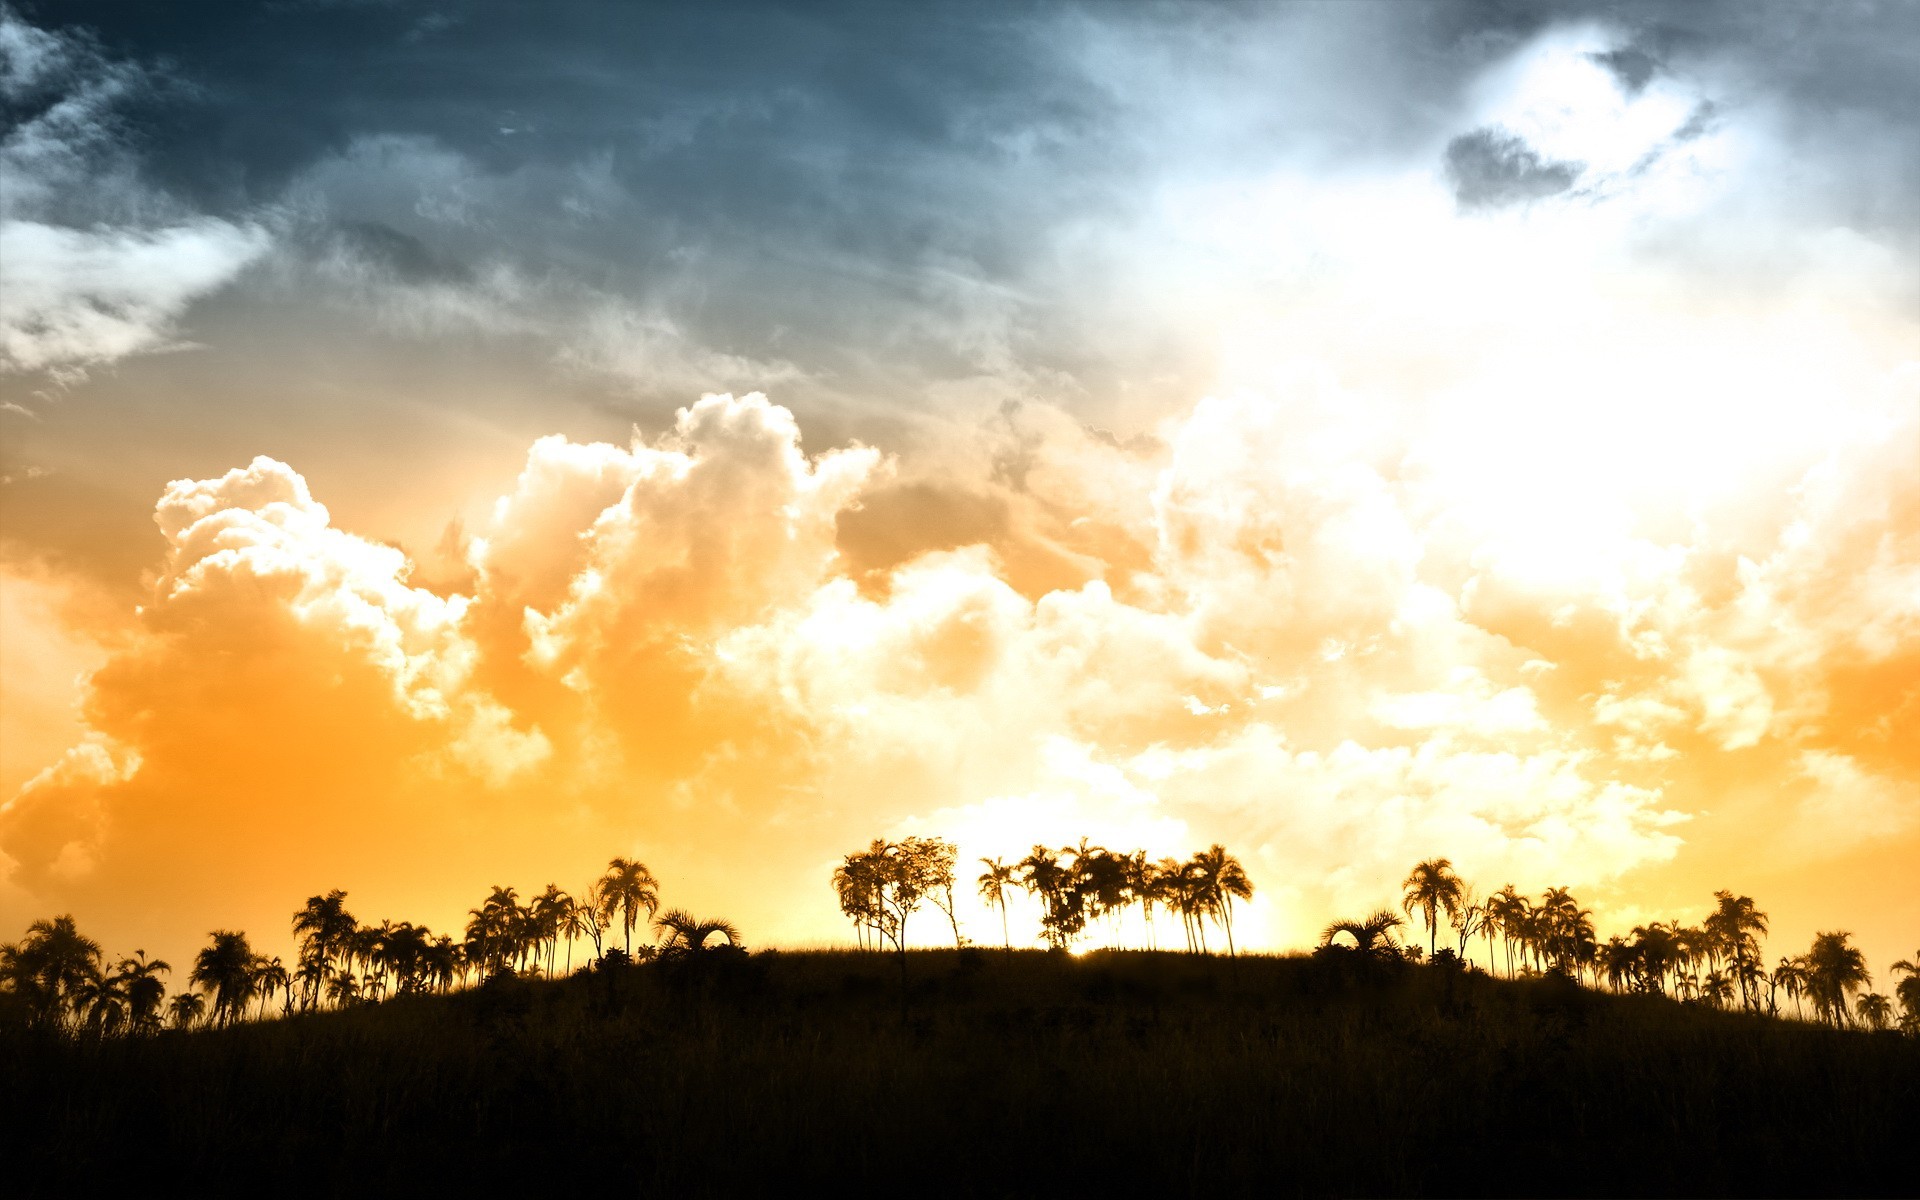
[1317,856,1918,1032]
[4,849,1916,1038]
[0,854,734,1035]
[835,837,1253,955]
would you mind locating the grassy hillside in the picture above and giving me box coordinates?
[7,948,1915,1197]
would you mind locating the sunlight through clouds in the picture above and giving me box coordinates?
[1,4,1916,974]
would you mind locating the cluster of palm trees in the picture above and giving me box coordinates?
[832,838,1254,956]
[973,842,1253,954]
[1323,857,1920,1033]
[0,855,746,1037]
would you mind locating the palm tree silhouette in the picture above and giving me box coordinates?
[1484,886,1528,977]
[73,970,129,1037]
[558,895,600,974]
[1,914,104,1029]
[653,909,743,957]
[253,956,289,1019]
[530,885,570,976]
[291,891,356,1010]
[167,990,206,1030]
[976,857,1017,952]
[113,951,171,1034]
[1320,910,1405,957]
[1401,859,1464,959]
[1191,845,1253,956]
[1706,892,1768,1012]
[1803,931,1871,1028]
[1770,957,1808,1018]
[1855,992,1893,1031]
[191,931,259,1026]
[1892,951,1920,1034]
[598,858,660,956]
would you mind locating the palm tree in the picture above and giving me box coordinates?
[1706,892,1768,1011]
[1771,957,1809,1019]
[191,931,260,1026]
[976,857,1018,952]
[530,885,570,976]
[253,956,289,1019]
[1855,992,1893,1031]
[291,891,356,1009]
[1190,845,1254,956]
[468,886,520,977]
[1484,886,1528,977]
[167,991,206,1030]
[425,936,460,993]
[1019,846,1085,951]
[1893,952,1920,1035]
[1320,910,1405,957]
[1703,969,1734,1010]
[73,971,129,1037]
[1401,859,1465,958]
[558,896,599,974]
[1803,931,1871,1028]
[113,951,171,1034]
[1,914,104,1029]
[653,909,743,957]
[598,858,660,955]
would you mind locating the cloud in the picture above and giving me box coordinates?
[4,7,1920,968]
[1444,129,1582,210]
[0,8,268,379]
[0,454,546,911]
[0,219,269,374]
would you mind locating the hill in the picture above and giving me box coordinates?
[6,948,1915,1196]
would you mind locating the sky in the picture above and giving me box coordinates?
[1,0,1917,979]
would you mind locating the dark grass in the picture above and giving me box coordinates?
[6,949,1916,1196]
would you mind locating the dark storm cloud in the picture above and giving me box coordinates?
[1590,46,1657,95]
[9,0,1919,420]
[1443,128,1581,209]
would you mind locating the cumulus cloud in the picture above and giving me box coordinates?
[0,454,546,914]
[4,364,1919,959]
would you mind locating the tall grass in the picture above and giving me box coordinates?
[6,949,1914,1196]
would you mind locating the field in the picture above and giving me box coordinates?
[7,948,1916,1197]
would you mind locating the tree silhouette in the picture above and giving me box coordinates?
[597,859,660,956]
[167,990,205,1030]
[1401,860,1464,958]
[1,914,103,1029]
[834,839,955,966]
[1320,910,1405,958]
[907,837,963,948]
[73,970,129,1037]
[113,952,171,1034]
[1893,951,1920,1035]
[191,931,259,1026]
[1019,845,1087,951]
[1191,845,1253,956]
[976,857,1017,952]
[653,909,743,957]
[253,956,288,1019]
[1803,931,1871,1028]
[1706,892,1768,1012]
[531,885,570,976]
[292,891,357,1011]
[1484,886,1528,977]
[1855,992,1893,1031]
[559,895,601,974]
